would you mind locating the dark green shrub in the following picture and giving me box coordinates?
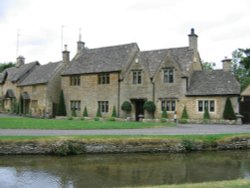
[143,101,156,113]
[83,106,88,117]
[71,109,76,117]
[121,101,132,113]
[111,106,117,117]
[57,90,67,116]
[203,107,210,120]
[161,108,168,119]
[96,107,102,117]
[181,106,189,119]
[223,98,236,120]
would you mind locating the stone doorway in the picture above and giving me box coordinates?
[133,99,145,121]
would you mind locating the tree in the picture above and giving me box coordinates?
[232,48,250,91]
[121,101,132,117]
[181,106,189,120]
[0,62,15,73]
[203,107,210,120]
[223,98,236,120]
[71,108,76,117]
[161,108,168,119]
[96,107,102,117]
[202,61,215,70]
[83,106,88,117]
[57,90,67,116]
[143,101,156,113]
[111,106,117,118]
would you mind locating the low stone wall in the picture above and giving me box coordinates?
[0,136,250,156]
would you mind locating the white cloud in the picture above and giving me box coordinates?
[0,0,250,67]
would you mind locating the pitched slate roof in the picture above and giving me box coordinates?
[18,61,62,86]
[62,43,139,75]
[2,62,39,83]
[187,70,240,96]
[138,47,195,78]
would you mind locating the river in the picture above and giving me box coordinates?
[0,150,250,188]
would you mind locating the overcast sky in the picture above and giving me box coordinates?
[0,0,250,68]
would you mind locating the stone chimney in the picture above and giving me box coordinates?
[16,56,25,68]
[62,44,70,64]
[77,41,85,53]
[221,57,232,71]
[188,28,198,52]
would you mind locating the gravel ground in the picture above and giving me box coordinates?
[0,124,250,136]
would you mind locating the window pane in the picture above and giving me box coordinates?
[210,101,215,112]
[198,101,203,112]
[172,101,176,111]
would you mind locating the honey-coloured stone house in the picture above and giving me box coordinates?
[61,29,240,121]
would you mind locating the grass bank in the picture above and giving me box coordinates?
[0,117,175,129]
[127,179,250,188]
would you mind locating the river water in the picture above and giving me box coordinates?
[0,150,250,188]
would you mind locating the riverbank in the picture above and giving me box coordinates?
[0,134,250,155]
[126,179,250,188]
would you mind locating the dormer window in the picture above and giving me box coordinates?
[163,68,174,83]
[132,70,142,84]
[98,73,110,84]
[70,75,80,86]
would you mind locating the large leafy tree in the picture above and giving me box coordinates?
[0,62,15,73]
[202,61,215,70]
[232,48,250,91]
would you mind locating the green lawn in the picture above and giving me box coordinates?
[125,179,250,188]
[0,117,175,129]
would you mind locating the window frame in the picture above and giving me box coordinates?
[70,100,81,111]
[161,99,176,112]
[163,68,174,83]
[197,100,216,113]
[70,75,80,86]
[98,101,109,113]
[132,70,142,84]
[98,73,110,84]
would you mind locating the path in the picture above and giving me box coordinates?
[0,124,250,136]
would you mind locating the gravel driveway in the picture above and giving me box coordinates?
[0,124,250,136]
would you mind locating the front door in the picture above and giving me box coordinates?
[240,97,250,124]
[135,100,145,121]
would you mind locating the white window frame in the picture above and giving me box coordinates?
[197,100,216,113]
[161,99,176,112]
[163,68,174,83]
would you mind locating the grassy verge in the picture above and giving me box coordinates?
[126,179,250,188]
[0,117,175,129]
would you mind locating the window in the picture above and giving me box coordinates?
[163,68,174,83]
[70,76,80,86]
[132,71,142,84]
[198,100,215,112]
[98,101,109,113]
[98,73,110,84]
[70,100,81,111]
[161,100,176,112]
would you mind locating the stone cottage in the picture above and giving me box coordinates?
[61,29,240,121]
[0,56,39,112]
[0,48,69,117]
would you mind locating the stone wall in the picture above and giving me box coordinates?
[62,73,119,117]
[0,136,250,155]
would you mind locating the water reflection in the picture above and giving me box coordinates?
[0,151,250,188]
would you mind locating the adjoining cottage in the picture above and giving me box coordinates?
[0,56,39,113]
[61,29,241,121]
[240,85,250,123]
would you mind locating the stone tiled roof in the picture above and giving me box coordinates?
[187,70,240,96]
[62,43,139,75]
[2,62,39,83]
[18,61,63,86]
[138,47,194,78]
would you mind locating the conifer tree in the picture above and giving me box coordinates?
[203,107,210,120]
[111,106,117,117]
[57,90,67,116]
[83,106,88,117]
[161,108,168,119]
[181,106,189,120]
[96,107,102,117]
[223,98,236,120]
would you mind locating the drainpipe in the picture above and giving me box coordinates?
[151,77,155,103]
[117,72,121,117]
